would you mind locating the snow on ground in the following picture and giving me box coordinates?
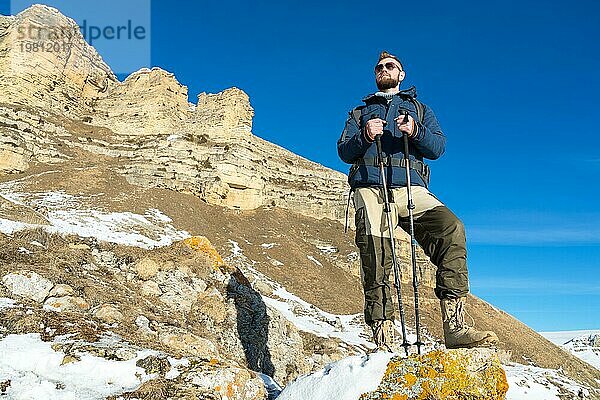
[0,184,190,249]
[0,333,155,400]
[227,239,597,399]
[257,372,283,399]
[276,351,589,400]
[0,297,16,311]
[228,239,243,256]
[505,363,589,399]
[540,330,600,371]
[225,241,437,354]
[225,240,374,350]
[540,330,600,346]
[316,245,337,255]
[165,357,189,380]
[277,352,393,400]
[226,240,374,350]
[0,178,595,398]
[306,255,322,267]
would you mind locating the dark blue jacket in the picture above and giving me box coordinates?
[337,87,446,189]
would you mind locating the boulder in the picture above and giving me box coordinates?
[2,271,53,303]
[158,326,219,359]
[135,257,160,280]
[43,296,90,312]
[94,304,124,323]
[140,280,162,297]
[360,348,509,400]
[48,284,75,297]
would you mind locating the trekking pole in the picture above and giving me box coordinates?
[399,109,424,355]
[372,116,411,356]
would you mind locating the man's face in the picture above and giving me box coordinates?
[375,57,405,90]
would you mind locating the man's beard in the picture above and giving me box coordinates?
[376,75,399,91]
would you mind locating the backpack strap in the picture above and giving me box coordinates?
[351,107,362,126]
[414,98,425,124]
[401,94,425,124]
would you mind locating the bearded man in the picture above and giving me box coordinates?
[337,51,499,351]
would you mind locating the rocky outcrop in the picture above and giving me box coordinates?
[0,5,349,222]
[0,5,117,118]
[194,88,254,137]
[360,349,509,400]
[0,232,313,395]
[90,67,191,137]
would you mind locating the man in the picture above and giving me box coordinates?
[337,51,498,351]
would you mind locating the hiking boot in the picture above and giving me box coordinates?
[371,319,395,352]
[440,297,499,349]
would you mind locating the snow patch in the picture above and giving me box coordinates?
[277,352,393,400]
[257,372,283,398]
[317,245,337,255]
[277,352,590,400]
[267,257,284,266]
[0,187,190,249]
[0,333,154,399]
[540,330,600,371]
[225,245,426,352]
[228,240,243,256]
[540,330,600,346]
[166,357,189,380]
[505,363,589,399]
[0,297,17,311]
[0,219,30,235]
[307,255,322,267]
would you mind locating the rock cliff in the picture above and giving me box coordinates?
[1,5,599,399]
[0,4,437,286]
[0,4,349,222]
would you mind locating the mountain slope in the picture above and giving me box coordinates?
[0,4,599,398]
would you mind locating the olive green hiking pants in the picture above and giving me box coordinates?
[354,186,469,325]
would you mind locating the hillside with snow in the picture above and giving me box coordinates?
[1,183,599,398]
[540,330,600,371]
[0,4,599,399]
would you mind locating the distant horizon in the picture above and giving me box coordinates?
[2,0,599,331]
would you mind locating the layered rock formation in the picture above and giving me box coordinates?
[0,4,436,284]
[0,4,348,222]
[0,5,117,118]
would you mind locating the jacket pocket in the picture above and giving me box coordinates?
[360,104,385,127]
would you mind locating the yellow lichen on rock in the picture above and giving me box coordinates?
[404,373,417,387]
[360,349,509,400]
[183,236,225,268]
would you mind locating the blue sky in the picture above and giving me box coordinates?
[5,0,599,331]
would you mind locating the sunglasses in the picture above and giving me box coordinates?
[375,62,401,73]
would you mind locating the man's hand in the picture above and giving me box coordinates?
[395,114,418,137]
[364,118,386,142]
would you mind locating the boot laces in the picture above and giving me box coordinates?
[448,298,475,330]
[456,299,476,329]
